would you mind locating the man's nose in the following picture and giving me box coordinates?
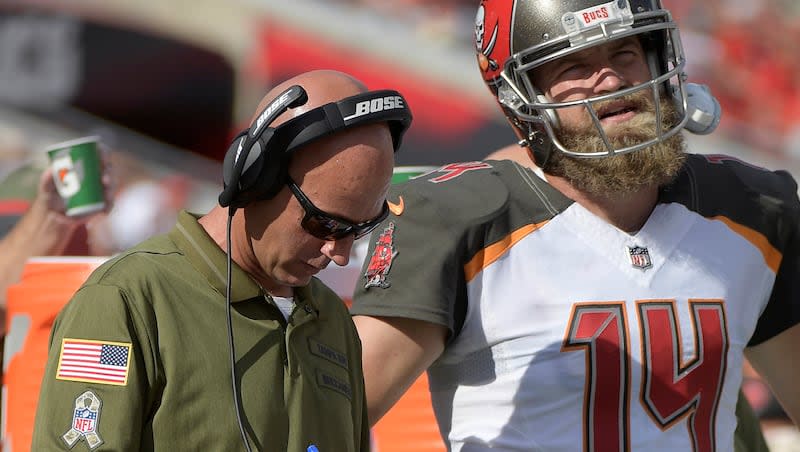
[593,65,629,94]
[320,234,354,267]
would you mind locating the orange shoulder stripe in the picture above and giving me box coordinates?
[712,215,782,273]
[464,220,549,283]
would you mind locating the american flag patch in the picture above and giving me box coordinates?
[56,339,132,386]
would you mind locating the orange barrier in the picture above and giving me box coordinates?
[371,373,445,452]
[2,257,106,452]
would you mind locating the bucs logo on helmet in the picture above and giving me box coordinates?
[475,0,512,86]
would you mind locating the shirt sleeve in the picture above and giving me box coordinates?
[350,186,465,336]
[31,283,155,451]
[351,162,530,340]
[750,206,800,345]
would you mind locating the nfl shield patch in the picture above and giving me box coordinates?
[628,246,652,270]
[62,390,104,450]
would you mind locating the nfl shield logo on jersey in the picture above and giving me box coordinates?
[628,245,652,270]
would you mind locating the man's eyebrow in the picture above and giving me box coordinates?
[609,36,640,51]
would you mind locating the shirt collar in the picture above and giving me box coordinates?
[168,210,262,303]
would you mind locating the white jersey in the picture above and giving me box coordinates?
[352,156,800,451]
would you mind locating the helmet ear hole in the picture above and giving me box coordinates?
[505,111,553,170]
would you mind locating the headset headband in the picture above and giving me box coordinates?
[278,89,412,154]
[219,86,413,209]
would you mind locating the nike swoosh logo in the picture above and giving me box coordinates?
[388,196,404,216]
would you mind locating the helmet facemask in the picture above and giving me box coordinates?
[488,0,690,165]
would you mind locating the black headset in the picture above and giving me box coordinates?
[219,84,413,209]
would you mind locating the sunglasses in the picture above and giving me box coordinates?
[287,177,389,240]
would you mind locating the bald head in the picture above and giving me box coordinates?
[250,70,369,128]
[246,70,397,189]
[205,70,400,294]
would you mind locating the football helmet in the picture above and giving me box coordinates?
[475,0,690,165]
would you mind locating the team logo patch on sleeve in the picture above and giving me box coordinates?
[56,338,132,386]
[62,390,104,450]
[364,222,397,289]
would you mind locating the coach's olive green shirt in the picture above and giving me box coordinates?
[32,211,370,451]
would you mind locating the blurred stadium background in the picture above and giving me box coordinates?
[1,0,798,449]
[2,0,800,207]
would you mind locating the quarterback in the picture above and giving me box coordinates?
[352,1,800,451]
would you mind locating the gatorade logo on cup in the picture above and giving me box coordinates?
[45,136,106,217]
[51,154,83,198]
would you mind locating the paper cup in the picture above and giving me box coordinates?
[46,136,105,217]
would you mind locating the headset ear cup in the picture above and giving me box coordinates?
[232,129,287,202]
[219,132,248,207]
[247,136,286,201]
[219,129,287,207]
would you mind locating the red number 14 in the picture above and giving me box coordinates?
[563,300,728,452]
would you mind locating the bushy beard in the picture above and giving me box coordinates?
[542,91,687,197]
